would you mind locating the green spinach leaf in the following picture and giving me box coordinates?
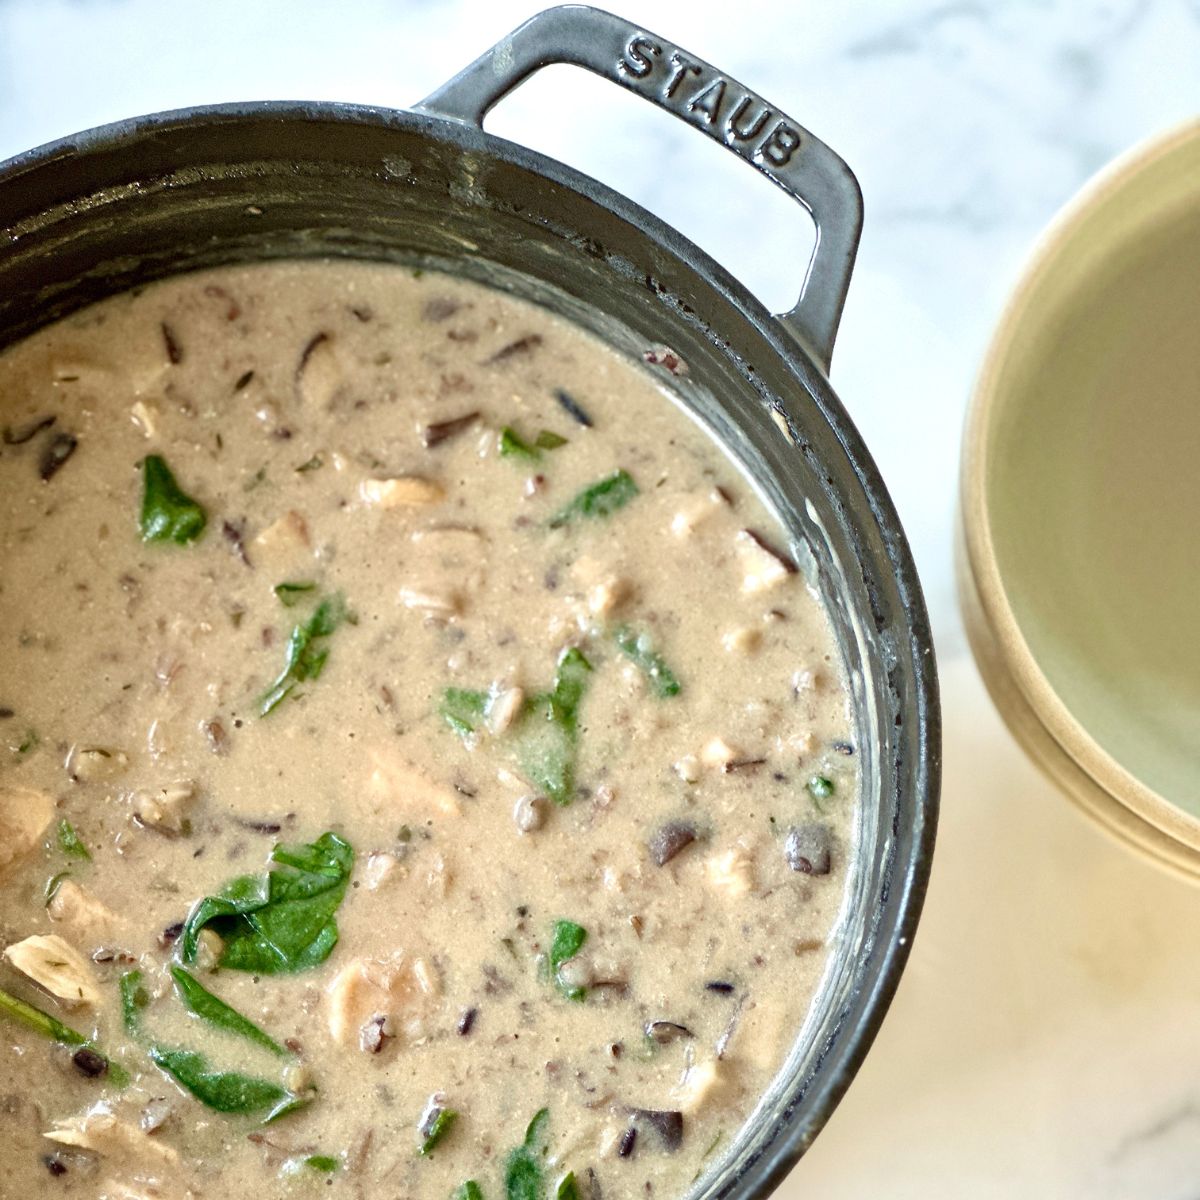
[419,1107,459,1155]
[259,594,351,716]
[56,819,91,861]
[0,984,127,1083]
[443,650,592,805]
[119,969,149,1037]
[455,1182,484,1200]
[440,688,488,739]
[613,626,680,698]
[549,920,588,1002]
[140,454,207,544]
[273,581,317,607]
[149,1045,293,1117]
[179,832,354,975]
[505,1109,550,1200]
[556,1172,582,1200]
[548,469,638,528]
[303,1155,339,1172]
[170,966,286,1056]
[512,648,592,804]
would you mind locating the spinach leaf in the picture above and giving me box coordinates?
[549,920,588,1002]
[556,1173,582,1200]
[505,1109,550,1200]
[807,775,835,813]
[170,966,286,1056]
[444,650,592,805]
[613,626,681,698]
[440,688,488,739]
[548,469,638,528]
[455,1183,484,1200]
[419,1107,459,1155]
[303,1155,339,1172]
[500,426,569,461]
[273,581,317,607]
[259,594,351,716]
[512,649,592,805]
[119,969,149,1037]
[140,454,207,544]
[149,1045,292,1117]
[56,819,91,861]
[179,832,354,975]
[499,426,541,461]
[14,729,38,758]
[0,983,88,1047]
[0,983,127,1084]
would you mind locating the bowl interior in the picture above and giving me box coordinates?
[978,124,1200,827]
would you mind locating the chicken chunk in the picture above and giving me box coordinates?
[3,933,102,1007]
[0,785,54,880]
[359,476,445,507]
[367,750,461,817]
[47,880,121,944]
[45,1104,179,1166]
[325,952,441,1049]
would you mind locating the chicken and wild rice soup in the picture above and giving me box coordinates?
[0,261,857,1200]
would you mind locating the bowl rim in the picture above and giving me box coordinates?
[960,116,1200,856]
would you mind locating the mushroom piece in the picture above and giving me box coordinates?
[784,823,832,875]
[129,780,196,835]
[3,934,102,1007]
[647,821,697,867]
[359,476,445,508]
[627,1108,684,1152]
[0,785,55,880]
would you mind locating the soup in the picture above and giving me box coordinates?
[0,261,856,1199]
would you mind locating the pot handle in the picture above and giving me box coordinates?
[414,4,862,373]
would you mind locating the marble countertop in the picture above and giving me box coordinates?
[2,0,1198,1192]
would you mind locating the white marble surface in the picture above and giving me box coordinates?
[2,0,1199,1193]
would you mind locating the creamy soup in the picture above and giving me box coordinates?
[0,261,856,1200]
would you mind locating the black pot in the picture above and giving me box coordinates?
[0,7,939,1196]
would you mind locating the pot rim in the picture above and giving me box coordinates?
[960,116,1200,858]
[1,93,941,1191]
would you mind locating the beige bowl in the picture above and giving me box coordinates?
[959,120,1200,881]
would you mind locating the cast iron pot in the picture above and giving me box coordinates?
[0,7,939,1195]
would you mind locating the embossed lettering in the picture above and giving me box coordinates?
[760,121,801,167]
[688,78,726,124]
[621,35,661,79]
[727,95,772,142]
[665,53,702,98]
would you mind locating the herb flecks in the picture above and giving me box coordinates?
[180,832,353,975]
[139,455,207,545]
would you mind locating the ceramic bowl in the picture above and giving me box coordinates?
[960,120,1200,880]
